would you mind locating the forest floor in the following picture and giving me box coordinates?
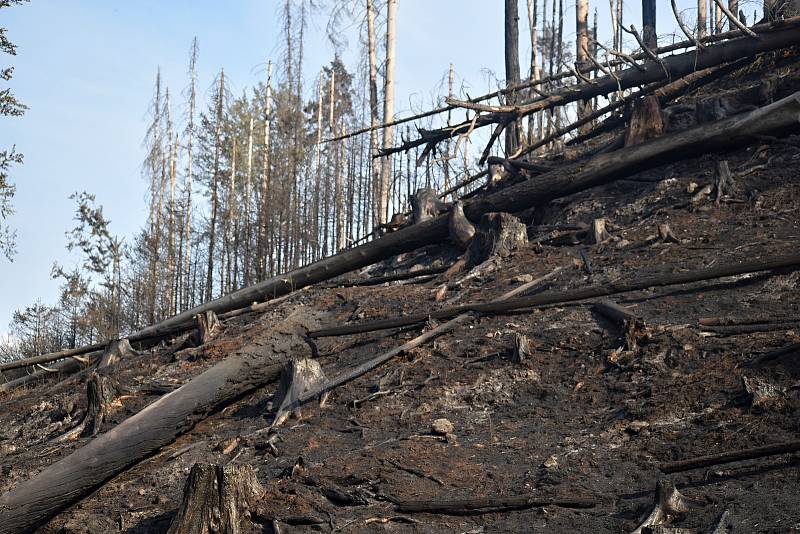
[2,54,800,534]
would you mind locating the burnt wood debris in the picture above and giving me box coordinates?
[2,6,800,534]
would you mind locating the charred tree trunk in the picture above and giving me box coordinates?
[642,0,658,49]
[466,212,528,266]
[0,311,318,534]
[625,95,664,147]
[576,0,592,133]
[166,463,265,534]
[505,0,521,154]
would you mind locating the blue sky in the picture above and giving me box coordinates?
[1,1,760,333]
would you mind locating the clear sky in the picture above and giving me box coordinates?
[1,0,760,333]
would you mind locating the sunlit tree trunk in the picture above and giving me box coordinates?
[379,0,397,224]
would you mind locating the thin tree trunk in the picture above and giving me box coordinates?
[313,68,324,260]
[366,0,380,232]
[182,39,198,311]
[576,0,591,133]
[205,69,225,302]
[262,61,273,278]
[243,116,253,286]
[642,0,657,48]
[698,0,708,38]
[378,0,398,225]
[504,0,521,154]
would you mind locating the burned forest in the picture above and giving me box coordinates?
[3,1,800,532]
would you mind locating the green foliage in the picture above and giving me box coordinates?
[66,191,115,276]
[0,0,29,262]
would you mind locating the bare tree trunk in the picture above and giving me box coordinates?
[261,61,273,278]
[182,38,198,310]
[642,0,657,48]
[444,62,454,198]
[336,126,346,252]
[313,69,324,261]
[366,0,380,233]
[504,0,521,154]
[205,69,225,302]
[379,0,397,225]
[576,0,591,133]
[728,0,739,23]
[526,0,541,145]
[698,0,708,38]
[243,116,253,286]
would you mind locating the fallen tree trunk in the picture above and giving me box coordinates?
[380,18,800,156]
[659,439,800,474]
[746,342,800,367]
[0,310,318,534]
[4,90,800,376]
[309,253,800,338]
[288,267,563,413]
[395,495,596,514]
[0,352,101,394]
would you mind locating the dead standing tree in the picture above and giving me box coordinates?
[505,0,522,154]
[379,19,800,159]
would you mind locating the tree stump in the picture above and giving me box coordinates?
[625,95,663,147]
[166,463,265,534]
[448,200,475,250]
[714,160,733,204]
[410,188,449,224]
[196,310,221,345]
[590,218,612,245]
[54,372,117,441]
[511,333,531,363]
[466,212,527,267]
[98,338,137,369]
[271,358,328,428]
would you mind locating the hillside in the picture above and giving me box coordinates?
[2,27,800,534]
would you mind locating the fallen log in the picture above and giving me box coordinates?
[5,90,800,375]
[701,321,800,335]
[395,495,596,514]
[320,265,449,288]
[699,314,800,326]
[658,439,800,474]
[746,342,800,367]
[287,267,562,413]
[0,351,101,394]
[309,253,800,338]
[380,18,800,156]
[0,310,319,534]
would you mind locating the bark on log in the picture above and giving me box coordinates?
[395,495,596,514]
[166,463,265,534]
[379,19,800,156]
[321,265,449,288]
[309,253,800,338]
[0,310,318,534]
[4,90,800,375]
[659,439,800,473]
[746,342,800,367]
[0,352,101,394]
